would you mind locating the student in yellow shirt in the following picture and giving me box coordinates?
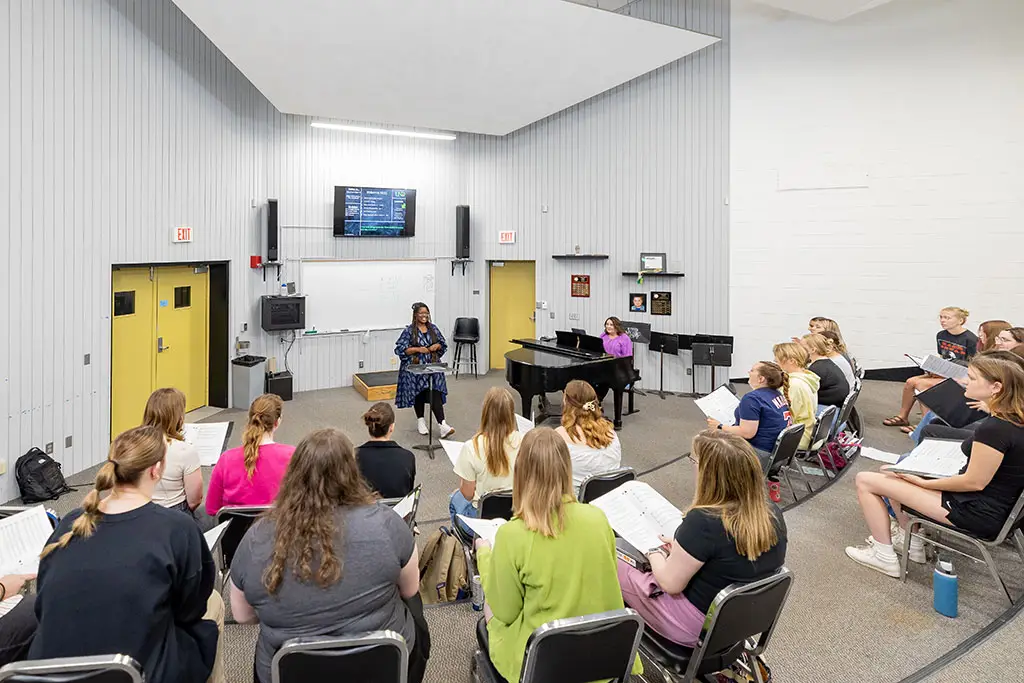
[773,342,819,450]
[475,427,642,683]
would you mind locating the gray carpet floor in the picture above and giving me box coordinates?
[12,375,1024,682]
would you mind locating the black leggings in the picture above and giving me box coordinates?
[0,594,37,668]
[413,389,445,423]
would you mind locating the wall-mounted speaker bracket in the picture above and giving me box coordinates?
[450,258,472,276]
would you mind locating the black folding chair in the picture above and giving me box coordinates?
[215,505,271,593]
[0,655,143,683]
[799,405,839,479]
[762,424,806,502]
[272,632,409,683]
[578,468,636,503]
[381,485,422,531]
[639,567,794,683]
[472,608,643,683]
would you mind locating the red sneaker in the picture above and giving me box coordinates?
[767,481,782,503]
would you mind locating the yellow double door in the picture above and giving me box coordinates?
[111,266,210,439]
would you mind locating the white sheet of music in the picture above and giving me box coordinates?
[457,516,506,547]
[859,447,901,465]
[515,414,535,434]
[0,506,53,576]
[203,521,231,552]
[890,439,967,479]
[920,355,969,381]
[590,481,683,553]
[182,422,232,466]
[0,595,24,619]
[392,491,416,519]
[694,386,740,427]
[440,439,464,468]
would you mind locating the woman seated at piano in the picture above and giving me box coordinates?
[556,380,623,491]
[594,317,634,404]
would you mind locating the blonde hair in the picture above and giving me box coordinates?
[818,329,848,356]
[979,320,1013,352]
[756,361,791,409]
[810,318,848,354]
[773,342,809,369]
[473,387,517,478]
[561,380,614,449]
[970,352,1024,426]
[142,388,186,441]
[40,426,166,559]
[243,394,284,479]
[512,427,575,538]
[941,307,970,323]
[690,430,778,560]
[801,333,835,358]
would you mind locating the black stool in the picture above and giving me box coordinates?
[453,317,480,378]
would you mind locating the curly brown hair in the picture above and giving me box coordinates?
[262,428,376,594]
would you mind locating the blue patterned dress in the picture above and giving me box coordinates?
[394,323,449,409]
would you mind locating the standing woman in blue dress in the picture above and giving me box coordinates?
[395,303,456,438]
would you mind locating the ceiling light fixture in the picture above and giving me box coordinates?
[310,122,456,141]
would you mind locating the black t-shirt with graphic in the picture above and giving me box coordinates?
[936,329,978,361]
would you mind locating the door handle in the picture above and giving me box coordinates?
[157,337,171,353]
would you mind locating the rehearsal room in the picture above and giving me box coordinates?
[3,0,1024,682]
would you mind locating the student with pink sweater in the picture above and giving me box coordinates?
[206,394,295,515]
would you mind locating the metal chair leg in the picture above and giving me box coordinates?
[899,521,915,582]
[976,542,1014,605]
[1012,529,1024,566]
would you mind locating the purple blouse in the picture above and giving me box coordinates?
[600,332,634,358]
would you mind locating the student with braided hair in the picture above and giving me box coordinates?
[706,362,792,459]
[30,426,223,683]
[206,393,295,515]
[773,342,819,450]
[555,380,622,490]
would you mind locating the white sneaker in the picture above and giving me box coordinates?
[438,421,455,439]
[845,544,900,578]
[892,527,927,564]
[417,418,428,435]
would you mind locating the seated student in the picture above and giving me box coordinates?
[357,402,416,499]
[450,387,522,533]
[143,388,203,515]
[595,317,635,403]
[817,329,857,388]
[206,394,294,516]
[846,352,1024,576]
[475,427,642,683]
[555,380,623,490]
[884,307,978,430]
[29,426,223,683]
[0,575,37,667]
[617,430,788,645]
[994,327,1024,351]
[773,342,818,450]
[801,334,851,408]
[229,428,428,683]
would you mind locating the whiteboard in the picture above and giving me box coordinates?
[300,260,436,332]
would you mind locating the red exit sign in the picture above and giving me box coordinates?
[173,226,193,243]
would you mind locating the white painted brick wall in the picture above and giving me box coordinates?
[729,0,1024,374]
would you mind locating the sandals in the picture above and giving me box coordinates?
[900,425,917,435]
[882,415,910,427]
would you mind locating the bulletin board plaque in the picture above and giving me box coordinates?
[571,274,591,298]
[651,291,672,315]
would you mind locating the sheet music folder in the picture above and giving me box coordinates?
[918,379,988,429]
[887,439,967,479]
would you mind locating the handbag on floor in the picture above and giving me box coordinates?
[711,654,772,683]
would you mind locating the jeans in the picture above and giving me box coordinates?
[910,411,939,446]
[449,489,477,537]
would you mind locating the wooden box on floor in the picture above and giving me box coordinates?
[353,371,399,402]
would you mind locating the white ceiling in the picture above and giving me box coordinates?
[744,0,900,22]
[170,0,718,136]
[563,0,637,10]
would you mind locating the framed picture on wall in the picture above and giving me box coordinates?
[629,293,647,313]
[651,291,672,315]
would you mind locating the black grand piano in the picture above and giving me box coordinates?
[505,331,635,430]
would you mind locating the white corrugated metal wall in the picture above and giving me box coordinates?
[1,0,728,499]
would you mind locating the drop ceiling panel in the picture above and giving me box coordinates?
[171,0,719,135]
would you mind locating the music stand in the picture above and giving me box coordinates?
[649,332,680,399]
[691,342,733,397]
[406,363,448,459]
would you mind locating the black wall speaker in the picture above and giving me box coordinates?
[267,199,279,262]
[456,205,470,259]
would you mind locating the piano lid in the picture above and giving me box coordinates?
[505,347,612,368]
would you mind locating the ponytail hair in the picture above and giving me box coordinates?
[818,329,848,356]
[40,426,166,559]
[243,394,284,479]
[757,361,791,409]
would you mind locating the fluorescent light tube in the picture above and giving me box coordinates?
[311,122,456,141]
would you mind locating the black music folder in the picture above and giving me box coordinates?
[917,379,988,429]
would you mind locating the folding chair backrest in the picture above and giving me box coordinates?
[993,487,1024,544]
[831,385,861,439]
[809,406,838,451]
[381,486,422,530]
[0,655,143,683]
[520,609,643,683]
[479,490,514,520]
[216,505,271,569]
[578,468,636,503]
[763,424,805,476]
[272,632,408,683]
[691,567,793,673]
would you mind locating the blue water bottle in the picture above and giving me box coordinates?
[933,557,958,618]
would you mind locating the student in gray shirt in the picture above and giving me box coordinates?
[229,428,427,683]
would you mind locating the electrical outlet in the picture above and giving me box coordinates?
[65,436,73,448]
[358,360,364,369]
[242,322,248,332]
[568,313,580,321]
[472,290,480,295]
[686,368,693,375]
[45,442,54,454]
[549,312,555,319]
[84,353,91,366]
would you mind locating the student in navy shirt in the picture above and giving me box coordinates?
[706,361,792,458]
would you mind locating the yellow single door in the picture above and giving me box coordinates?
[111,268,156,439]
[155,266,210,412]
[489,261,536,369]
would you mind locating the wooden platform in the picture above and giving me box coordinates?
[353,371,399,402]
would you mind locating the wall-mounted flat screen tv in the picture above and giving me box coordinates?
[333,186,416,237]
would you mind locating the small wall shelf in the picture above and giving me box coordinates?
[621,271,685,278]
[552,254,610,260]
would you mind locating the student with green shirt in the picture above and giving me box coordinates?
[475,427,642,682]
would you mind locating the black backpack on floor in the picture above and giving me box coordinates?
[16,448,74,504]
